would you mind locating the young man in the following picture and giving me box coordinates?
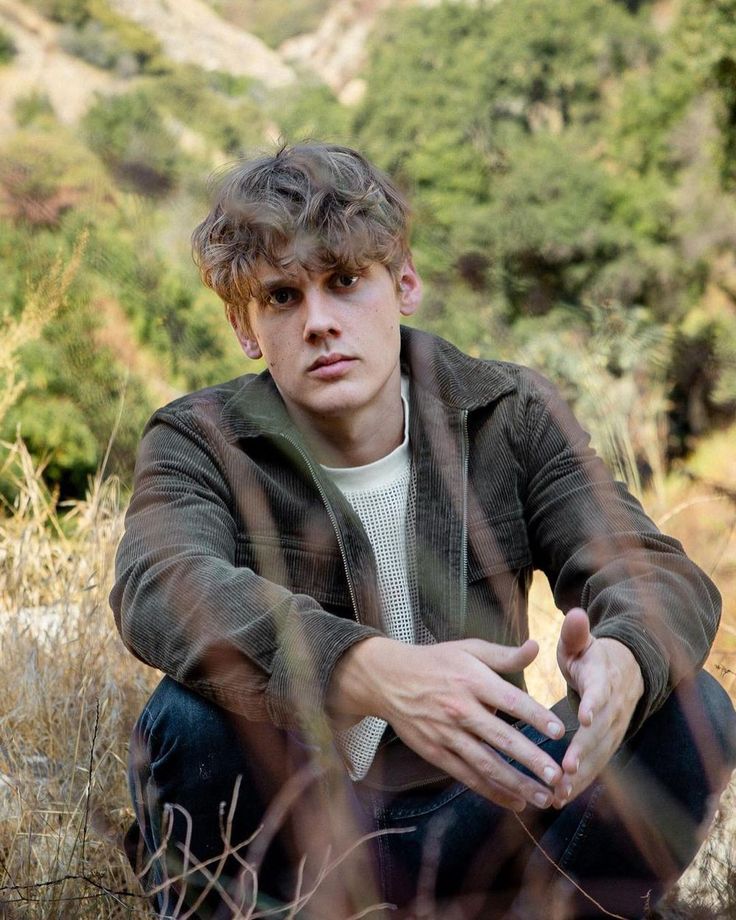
[112,143,736,919]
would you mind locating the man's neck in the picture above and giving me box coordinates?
[303,403,404,467]
[284,383,406,468]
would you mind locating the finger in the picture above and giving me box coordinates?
[552,732,601,806]
[577,685,599,727]
[439,749,527,812]
[572,662,610,730]
[562,716,598,775]
[552,745,605,808]
[466,637,540,675]
[452,736,556,810]
[466,710,563,788]
[475,673,566,741]
[560,703,613,780]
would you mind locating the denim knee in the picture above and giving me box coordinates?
[693,669,736,762]
[133,676,238,768]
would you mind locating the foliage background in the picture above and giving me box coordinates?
[0,0,735,501]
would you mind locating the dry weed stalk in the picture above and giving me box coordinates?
[0,435,156,918]
[136,772,404,920]
[0,233,87,425]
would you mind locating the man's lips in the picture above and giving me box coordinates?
[307,353,356,377]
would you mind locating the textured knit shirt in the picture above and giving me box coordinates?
[322,383,434,779]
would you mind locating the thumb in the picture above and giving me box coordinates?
[558,607,592,662]
[465,637,540,674]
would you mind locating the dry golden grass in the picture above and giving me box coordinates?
[0,438,157,918]
[0,427,734,919]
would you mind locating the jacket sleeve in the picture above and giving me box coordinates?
[520,371,721,733]
[109,409,382,729]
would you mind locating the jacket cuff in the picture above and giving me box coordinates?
[265,600,383,732]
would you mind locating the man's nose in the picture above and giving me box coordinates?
[302,288,341,340]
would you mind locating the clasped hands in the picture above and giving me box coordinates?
[328,608,644,812]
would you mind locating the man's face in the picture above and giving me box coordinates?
[231,258,421,433]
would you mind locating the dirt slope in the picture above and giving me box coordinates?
[107,0,295,87]
[0,0,122,134]
[279,0,397,103]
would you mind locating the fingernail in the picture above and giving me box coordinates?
[533,791,551,808]
[543,766,557,784]
[547,721,563,738]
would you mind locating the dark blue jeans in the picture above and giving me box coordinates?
[127,671,736,919]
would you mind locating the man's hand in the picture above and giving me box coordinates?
[328,637,566,812]
[552,607,645,808]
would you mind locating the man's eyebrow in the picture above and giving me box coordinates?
[258,274,298,292]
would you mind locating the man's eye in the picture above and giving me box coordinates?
[332,273,359,289]
[267,288,297,306]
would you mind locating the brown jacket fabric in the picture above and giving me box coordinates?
[111,327,720,782]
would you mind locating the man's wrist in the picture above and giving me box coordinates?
[599,637,644,694]
[326,636,395,722]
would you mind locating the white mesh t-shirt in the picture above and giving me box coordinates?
[321,380,434,780]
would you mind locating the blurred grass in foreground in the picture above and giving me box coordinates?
[0,426,733,917]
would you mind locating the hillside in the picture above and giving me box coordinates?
[0,0,735,501]
[0,0,400,126]
[0,0,122,131]
[106,0,295,86]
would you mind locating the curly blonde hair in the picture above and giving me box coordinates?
[191,143,412,332]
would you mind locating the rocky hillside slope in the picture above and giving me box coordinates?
[0,0,122,132]
[106,0,295,86]
[0,0,417,133]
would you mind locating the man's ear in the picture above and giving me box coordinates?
[397,258,422,317]
[227,305,263,360]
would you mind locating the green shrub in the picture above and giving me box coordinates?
[0,26,16,64]
[59,20,135,73]
[82,90,180,194]
[270,81,351,145]
[142,65,266,155]
[87,0,165,73]
[24,0,89,26]
[27,0,164,74]
[211,0,332,47]
[13,91,56,127]
[2,292,153,497]
[0,129,107,227]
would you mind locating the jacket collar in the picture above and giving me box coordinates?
[219,326,517,442]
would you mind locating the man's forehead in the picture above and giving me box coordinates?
[250,254,368,287]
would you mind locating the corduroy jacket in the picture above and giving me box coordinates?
[111,327,721,787]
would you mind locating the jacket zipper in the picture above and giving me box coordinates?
[460,409,469,626]
[278,432,362,624]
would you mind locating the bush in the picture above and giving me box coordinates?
[24,0,89,26]
[27,0,164,74]
[212,0,332,47]
[0,25,16,64]
[59,20,137,74]
[142,65,266,156]
[0,129,105,227]
[82,90,180,195]
[13,91,55,127]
